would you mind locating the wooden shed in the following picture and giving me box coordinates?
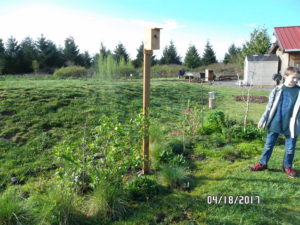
[243,54,279,85]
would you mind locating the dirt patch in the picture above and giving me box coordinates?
[234,95,268,103]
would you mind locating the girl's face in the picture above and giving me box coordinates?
[284,73,299,87]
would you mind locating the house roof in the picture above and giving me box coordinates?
[274,26,300,52]
[246,54,278,62]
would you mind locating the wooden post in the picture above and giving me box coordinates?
[142,49,153,174]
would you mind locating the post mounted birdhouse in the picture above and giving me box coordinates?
[144,28,161,50]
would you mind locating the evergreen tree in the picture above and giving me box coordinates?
[63,36,80,66]
[202,41,217,66]
[0,39,5,74]
[184,45,202,68]
[160,41,181,65]
[80,51,92,68]
[20,37,38,73]
[223,44,241,64]
[99,42,110,59]
[132,42,156,68]
[36,35,63,73]
[113,43,129,63]
[4,36,21,74]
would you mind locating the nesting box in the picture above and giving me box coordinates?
[144,28,161,50]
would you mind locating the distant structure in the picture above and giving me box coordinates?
[243,54,279,86]
[269,26,300,73]
[243,26,300,86]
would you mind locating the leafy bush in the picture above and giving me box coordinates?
[203,110,225,134]
[0,188,32,225]
[127,176,163,201]
[151,64,185,77]
[236,141,263,158]
[53,66,88,78]
[55,114,144,191]
[158,164,191,189]
[230,124,265,141]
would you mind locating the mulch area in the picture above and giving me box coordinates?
[234,95,268,103]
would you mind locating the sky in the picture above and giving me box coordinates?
[0,0,299,61]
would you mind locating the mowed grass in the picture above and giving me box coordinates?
[2,75,300,224]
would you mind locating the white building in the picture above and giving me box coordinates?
[243,54,279,86]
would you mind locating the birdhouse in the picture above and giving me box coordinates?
[144,28,161,50]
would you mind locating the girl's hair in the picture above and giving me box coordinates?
[284,66,299,76]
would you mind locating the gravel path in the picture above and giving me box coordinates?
[206,80,275,91]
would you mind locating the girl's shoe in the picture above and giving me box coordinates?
[250,163,268,171]
[282,167,297,178]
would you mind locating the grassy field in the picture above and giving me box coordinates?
[1,75,300,224]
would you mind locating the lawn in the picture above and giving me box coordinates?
[1,75,299,225]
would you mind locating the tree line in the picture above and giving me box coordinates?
[0,28,271,75]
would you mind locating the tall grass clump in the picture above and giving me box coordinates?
[26,185,83,225]
[87,181,127,222]
[0,188,32,225]
[158,164,190,189]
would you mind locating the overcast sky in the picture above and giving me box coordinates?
[0,0,299,61]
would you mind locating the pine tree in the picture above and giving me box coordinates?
[80,51,92,68]
[202,41,217,66]
[184,45,202,68]
[99,42,110,58]
[4,36,21,74]
[64,36,80,66]
[160,41,181,65]
[20,37,38,73]
[113,43,129,63]
[132,42,156,68]
[223,44,241,64]
[36,35,63,73]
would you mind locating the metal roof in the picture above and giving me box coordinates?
[274,26,300,52]
[246,54,278,61]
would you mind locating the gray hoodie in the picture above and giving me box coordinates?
[259,84,300,138]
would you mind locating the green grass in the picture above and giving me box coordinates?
[2,75,298,224]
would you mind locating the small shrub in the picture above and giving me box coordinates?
[203,110,225,134]
[167,137,184,154]
[169,154,190,168]
[151,64,185,77]
[53,66,88,78]
[231,124,265,141]
[127,176,162,201]
[236,141,263,158]
[158,164,190,189]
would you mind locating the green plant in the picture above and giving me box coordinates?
[0,188,32,225]
[87,181,127,221]
[127,176,162,201]
[26,185,83,225]
[236,141,263,158]
[203,110,225,134]
[158,164,190,189]
[53,66,88,78]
